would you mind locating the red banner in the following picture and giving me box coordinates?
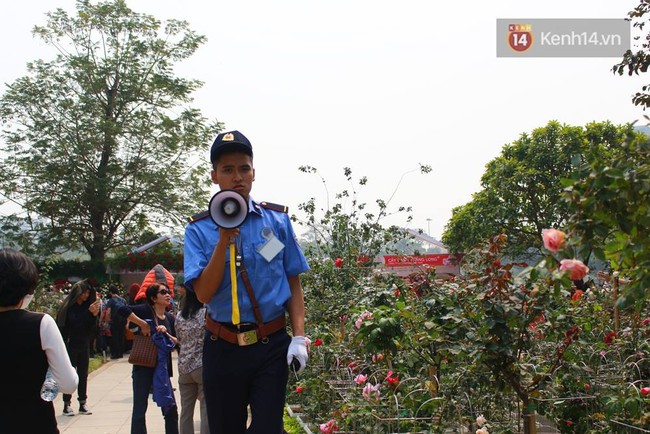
[383,254,454,267]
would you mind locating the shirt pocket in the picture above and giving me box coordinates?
[251,241,284,280]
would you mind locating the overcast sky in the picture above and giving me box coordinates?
[0,0,646,241]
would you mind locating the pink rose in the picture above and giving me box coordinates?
[542,228,566,252]
[319,419,339,433]
[559,259,589,280]
[362,383,380,401]
[354,374,368,385]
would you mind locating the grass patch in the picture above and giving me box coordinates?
[283,407,304,434]
[88,355,106,374]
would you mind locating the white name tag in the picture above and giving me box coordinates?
[257,234,284,262]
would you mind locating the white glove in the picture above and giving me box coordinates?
[287,336,309,374]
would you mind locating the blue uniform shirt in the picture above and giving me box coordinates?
[184,197,310,323]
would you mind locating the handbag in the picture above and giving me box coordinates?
[128,334,158,367]
[128,308,159,368]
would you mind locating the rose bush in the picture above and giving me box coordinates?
[287,165,649,432]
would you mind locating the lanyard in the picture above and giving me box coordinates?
[229,242,240,325]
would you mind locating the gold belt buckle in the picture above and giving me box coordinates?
[237,329,258,346]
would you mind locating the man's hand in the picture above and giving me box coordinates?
[219,227,240,244]
[287,336,309,374]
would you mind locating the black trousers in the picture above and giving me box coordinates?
[63,346,89,404]
[110,318,126,358]
[202,329,290,434]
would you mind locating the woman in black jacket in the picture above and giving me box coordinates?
[117,281,179,434]
[56,279,100,416]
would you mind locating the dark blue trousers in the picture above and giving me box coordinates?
[131,365,179,434]
[202,329,290,434]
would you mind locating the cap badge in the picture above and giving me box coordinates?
[222,133,235,141]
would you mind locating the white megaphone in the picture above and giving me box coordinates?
[208,189,249,229]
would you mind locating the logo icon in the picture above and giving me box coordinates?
[508,24,533,52]
[222,132,235,141]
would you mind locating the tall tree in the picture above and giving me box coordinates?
[0,0,220,262]
[441,121,637,256]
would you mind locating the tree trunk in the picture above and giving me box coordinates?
[522,400,537,434]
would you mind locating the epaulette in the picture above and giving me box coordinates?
[188,210,210,223]
[259,201,288,213]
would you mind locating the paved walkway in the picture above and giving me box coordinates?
[54,353,201,434]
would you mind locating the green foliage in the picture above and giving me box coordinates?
[295,228,649,432]
[0,0,221,262]
[441,121,636,257]
[30,288,66,319]
[289,131,650,432]
[613,1,650,108]
[296,164,430,329]
[283,408,303,434]
[564,127,650,307]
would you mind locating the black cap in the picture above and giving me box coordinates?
[210,130,253,163]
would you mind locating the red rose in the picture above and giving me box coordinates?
[385,370,400,389]
[641,387,650,396]
[604,331,617,346]
[295,386,305,393]
[571,290,584,301]
[584,384,591,391]
[334,257,343,268]
[313,338,323,347]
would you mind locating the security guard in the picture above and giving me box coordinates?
[183,130,310,434]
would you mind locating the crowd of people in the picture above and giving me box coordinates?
[2,260,211,434]
[1,130,310,434]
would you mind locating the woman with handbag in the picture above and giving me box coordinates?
[116,281,179,434]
